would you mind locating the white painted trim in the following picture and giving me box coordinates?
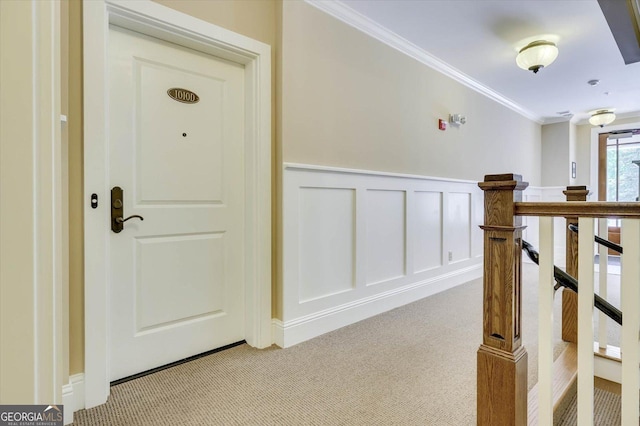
[577,217,595,426]
[62,384,73,425]
[538,217,555,425]
[304,0,543,124]
[83,0,271,408]
[620,219,640,423]
[597,219,609,349]
[284,162,479,184]
[282,165,482,347]
[271,320,285,348]
[274,265,481,348]
[538,186,566,192]
[589,119,640,201]
[62,374,85,425]
[35,0,64,404]
[594,354,621,384]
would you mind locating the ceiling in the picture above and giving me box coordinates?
[334,0,640,124]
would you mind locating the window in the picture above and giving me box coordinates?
[606,133,640,202]
[605,131,640,226]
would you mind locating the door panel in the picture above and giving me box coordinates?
[136,59,225,203]
[135,233,225,331]
[108,26,245,381]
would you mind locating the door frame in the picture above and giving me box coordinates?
[83,0,272,408]
[590,120,640,200]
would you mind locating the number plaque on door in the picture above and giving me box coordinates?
[167,87,199,104]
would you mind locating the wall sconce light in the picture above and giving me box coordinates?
[588,109,616,127]
[449,114,466,125]
[516,40,558,73]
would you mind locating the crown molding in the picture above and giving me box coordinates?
[542,116,573,125]
[304,0,544,124]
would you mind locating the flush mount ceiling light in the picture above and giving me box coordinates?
[589,109,616,127]
[516,40,559,73]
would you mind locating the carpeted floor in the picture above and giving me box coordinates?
[72,263,620,425]
[556,387,621,426]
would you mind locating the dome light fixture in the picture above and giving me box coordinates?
[516,40,559,74]
[588,109,616,127]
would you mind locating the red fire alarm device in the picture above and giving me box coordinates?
[438,119,447,131]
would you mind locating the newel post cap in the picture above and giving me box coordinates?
[478,173,529,191]
[563,185,591,201]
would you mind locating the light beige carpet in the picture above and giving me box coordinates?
[556,387,621,426]
[72,263,619,425]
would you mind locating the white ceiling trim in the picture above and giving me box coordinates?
[305,0,544,124]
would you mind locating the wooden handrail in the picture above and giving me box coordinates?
[477,174,640,425]
[514,202,640,218]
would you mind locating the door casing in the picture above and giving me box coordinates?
[590,120,640,201]
[83,0,271,408]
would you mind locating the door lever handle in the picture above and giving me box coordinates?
[116,215,144,224]
[111,186,144,233]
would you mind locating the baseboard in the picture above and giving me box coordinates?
[595,356,621,384]
[274,264,481,348]
[62,373,85,425]
[272,319,285,348]
[62,383,73,425]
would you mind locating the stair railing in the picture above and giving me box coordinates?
[477,173,640,426]
[568,220,623,353]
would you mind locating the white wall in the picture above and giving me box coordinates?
[277,164,483,347]
[541,122,571,187]
[576,123,593,187]
[569,122,577,186]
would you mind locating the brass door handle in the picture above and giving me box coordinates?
[115,215,144,224]
[111,186,144,233]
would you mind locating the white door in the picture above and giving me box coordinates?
[108,26,245,381]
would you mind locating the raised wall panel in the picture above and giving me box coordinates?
[299,187,355,302]
[366,189,406,285]
[414,191,442,272]
[472,193,483,258]
[281,164,485,347]
[448,192,471,262]
[135,233,224,332]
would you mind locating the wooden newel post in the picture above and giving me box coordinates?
[562,185,590,343]
[477,174,529,426]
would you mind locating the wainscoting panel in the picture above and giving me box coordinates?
[365,189,406,286]
[299,187,356,303]
[413,191,443,273]
[447,192,471,263]
[280,164,484,347]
